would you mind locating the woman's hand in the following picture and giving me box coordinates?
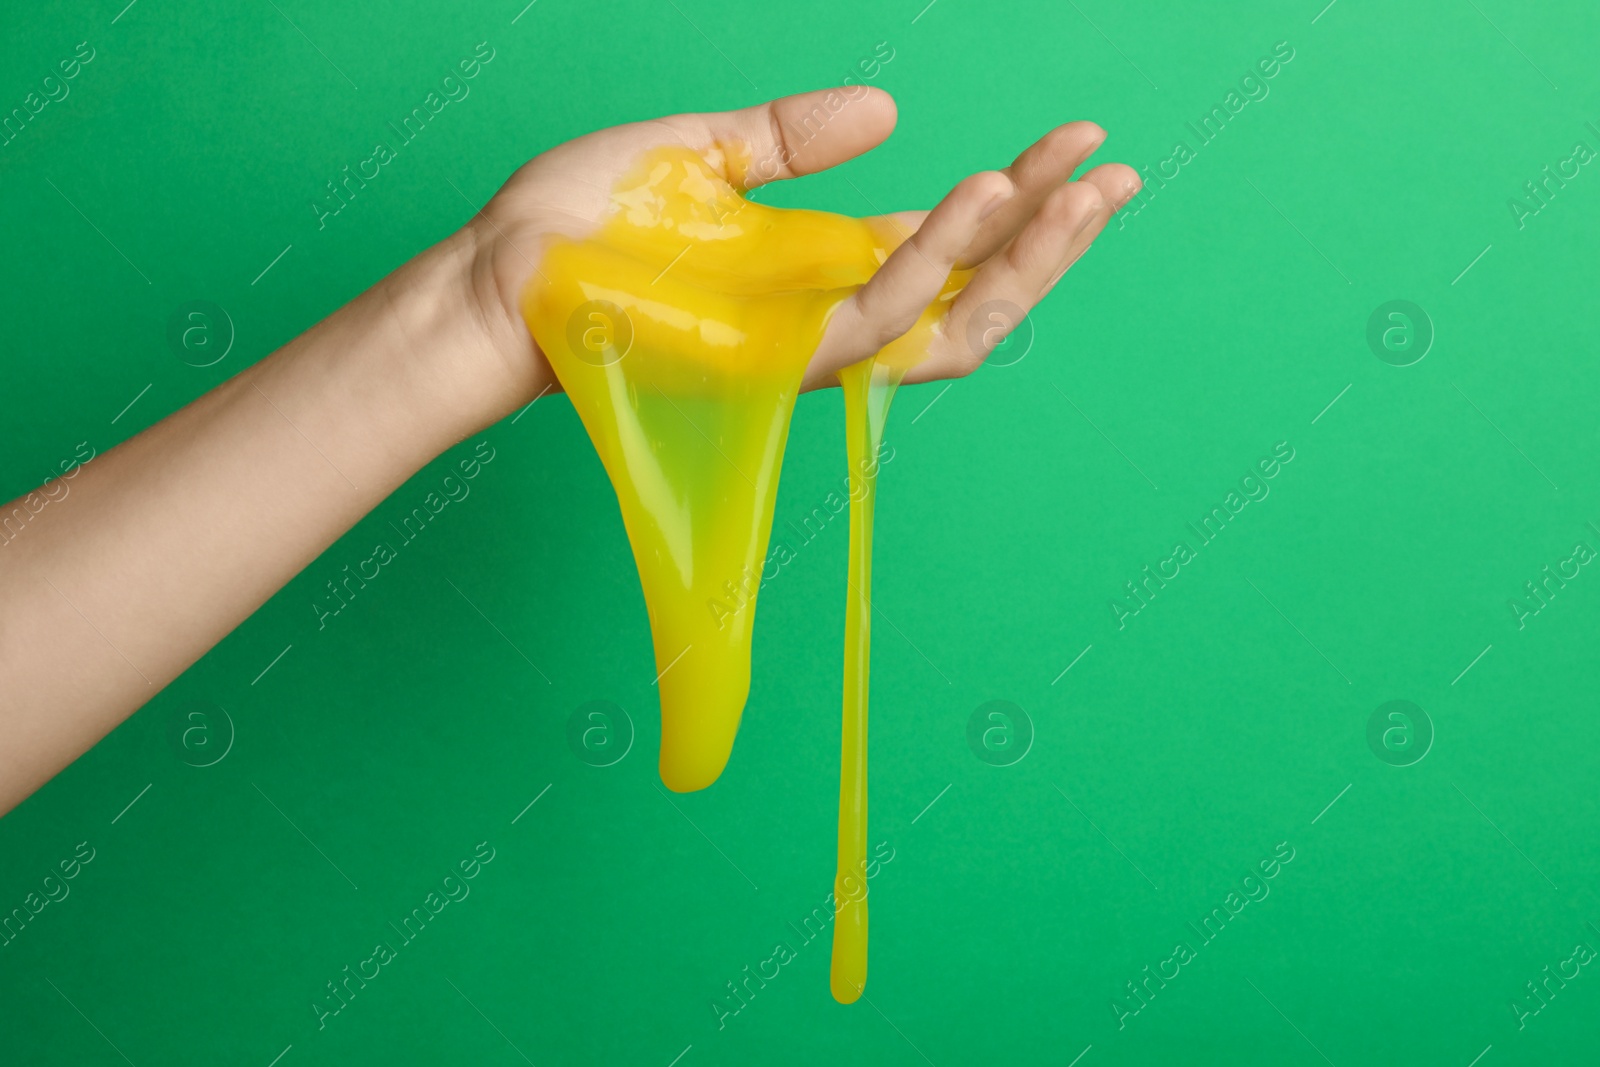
[0,87,1137,817]
[458,87,1140,403]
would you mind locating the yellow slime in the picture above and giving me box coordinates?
[520,146,968,1003]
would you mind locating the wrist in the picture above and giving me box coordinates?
[395,225,550,435]
[246,226,541,501]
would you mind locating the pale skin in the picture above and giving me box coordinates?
[0,88,1138,817]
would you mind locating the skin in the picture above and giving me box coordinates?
[0,88,1138,817]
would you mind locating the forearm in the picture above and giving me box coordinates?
[0,225,529,814]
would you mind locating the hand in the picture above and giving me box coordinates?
[459,87,1140,401]
[0,87,1139,817]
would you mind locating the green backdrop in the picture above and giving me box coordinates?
[4,0,1599,1063]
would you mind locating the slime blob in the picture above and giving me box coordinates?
[520,145,969,1002]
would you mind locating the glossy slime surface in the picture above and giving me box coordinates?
[520,146,969,1002]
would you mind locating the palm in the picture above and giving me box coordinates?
[470,89,1138,396]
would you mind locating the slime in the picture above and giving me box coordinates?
[520,145,969,1002]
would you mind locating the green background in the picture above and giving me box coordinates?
[3,0,1598,1063]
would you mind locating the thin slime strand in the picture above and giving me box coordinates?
[830,358,901,1003]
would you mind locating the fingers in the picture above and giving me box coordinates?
[1077,161,1143,217]
[1021,162,1140,293]
[804,170,1015,388]
[668,87,900,190]
[905,175,1126,384]
[961,120,1108,267]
